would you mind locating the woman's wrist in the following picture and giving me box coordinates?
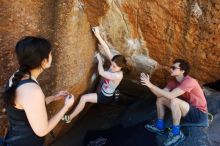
[96,34,102,39]
[63,104,70,111]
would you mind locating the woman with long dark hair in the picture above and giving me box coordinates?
[3,36,74,146]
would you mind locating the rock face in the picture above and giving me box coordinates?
[82,0,220,85]
[0,0,219,144]
[0,0,96,142]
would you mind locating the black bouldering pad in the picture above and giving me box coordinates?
[84,122,158,146]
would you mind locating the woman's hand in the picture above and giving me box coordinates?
[46,91,69,104]
[92,26,100,37]
[92,26,113,61]
[53,91,69,101]
[64,94,74,109]
[140,73,153,88]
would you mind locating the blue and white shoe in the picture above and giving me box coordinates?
[145,124,165,135]
[164,131,185,146]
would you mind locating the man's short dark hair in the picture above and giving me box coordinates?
[173,59,190,76]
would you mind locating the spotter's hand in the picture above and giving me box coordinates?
[140,73,153,88]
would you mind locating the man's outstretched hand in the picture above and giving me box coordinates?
[140,73,153,88]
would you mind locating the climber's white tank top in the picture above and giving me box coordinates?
[101,70,122,96]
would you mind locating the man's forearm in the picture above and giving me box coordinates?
[149,84,173,99]
[149,87,164,97]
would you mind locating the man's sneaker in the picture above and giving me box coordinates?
[145,124,165,135]
[164,131,185,146]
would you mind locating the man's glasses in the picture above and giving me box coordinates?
[170,66,181,70]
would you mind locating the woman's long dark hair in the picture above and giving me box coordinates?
[4,36,52,106]
[111,55,128,72]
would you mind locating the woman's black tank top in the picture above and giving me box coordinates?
[5,79,45,146]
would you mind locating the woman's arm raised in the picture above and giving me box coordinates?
[96,53,121,80]
[92,27,113,61]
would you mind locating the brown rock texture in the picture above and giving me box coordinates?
[0,0,219,144]
[82,0,220,85]
[0,0,96,143]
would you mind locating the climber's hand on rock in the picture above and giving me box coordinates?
[92,26,100,37]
